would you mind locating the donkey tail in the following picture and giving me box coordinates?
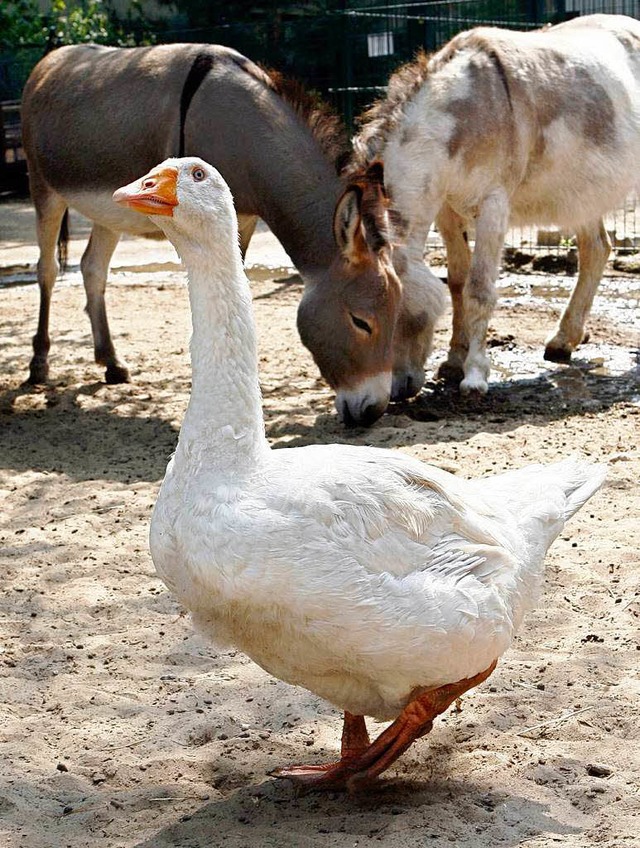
[57,209,69,274]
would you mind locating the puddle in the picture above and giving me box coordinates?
[487,342,638,384]
[497,272,640,328]
[0,259,298,289]
[246,265,297,282]
[111,261,183,274]
[0,268,37,288]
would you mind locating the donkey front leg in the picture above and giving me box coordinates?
[544,219,610,363]
[436,203,472,383]
[461,190,509,394]
[80,224,130,383]
[28,192,68,384]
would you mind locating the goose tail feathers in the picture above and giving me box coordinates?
[557,457,608,521]
[473,455,607,542]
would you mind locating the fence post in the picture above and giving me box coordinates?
[0,104,6,167]
[551,0,569,23]
[525,0,546,25]
[339,5,354,130]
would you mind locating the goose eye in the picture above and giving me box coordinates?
[350,313,373,335]
[192,167,206,182]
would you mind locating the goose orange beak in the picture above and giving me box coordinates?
[112,166,179,217]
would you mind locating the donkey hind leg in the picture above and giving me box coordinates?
[28,193,68,384]
[461,189,509,395]
[544,220,610,363]
[238,214,258,261]
[80,224,130,384]
[435,204,472,384]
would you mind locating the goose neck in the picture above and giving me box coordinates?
[176,248,269,477]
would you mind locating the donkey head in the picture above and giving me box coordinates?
[297,163,402,427]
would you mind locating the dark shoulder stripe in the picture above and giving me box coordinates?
[179,52,215,156]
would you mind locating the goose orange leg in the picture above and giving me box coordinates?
[273,661,497,791]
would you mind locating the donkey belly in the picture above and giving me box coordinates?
[511,149,639,231]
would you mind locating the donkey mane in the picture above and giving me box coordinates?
[347,161,392,253]
[233,55,350,170]
[269,71,350,169]
[347,50,431,179]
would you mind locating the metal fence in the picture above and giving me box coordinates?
[329,0,640,123]
[0,47,42,105]
[502,198,640,256]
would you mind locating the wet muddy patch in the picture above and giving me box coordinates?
[402,350,640,426]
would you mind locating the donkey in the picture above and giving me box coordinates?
[346,14,640,398]
[21,44,400,427]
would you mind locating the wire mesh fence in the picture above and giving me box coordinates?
[501,200,640,254]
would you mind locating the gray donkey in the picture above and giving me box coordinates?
[22,44,401,426]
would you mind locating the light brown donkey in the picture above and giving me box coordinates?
[21,44,399,426]
[347,14,640,399]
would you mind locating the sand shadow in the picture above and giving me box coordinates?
[0,382,178,483]
[272,355,640,448]
[132,771,583,848]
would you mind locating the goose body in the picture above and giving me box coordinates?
[151,442,599,721]
[114,158,606,789]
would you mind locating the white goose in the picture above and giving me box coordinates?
[113,158,606,791]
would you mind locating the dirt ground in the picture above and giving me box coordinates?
[0,201,639,848]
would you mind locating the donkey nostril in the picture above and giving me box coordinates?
[336,396,352,427]
[339,399,382,429]
[358,402,385,427]
[391,376,410,402]
[405,374,423,398]
[340,403,357,428]
[391,372,423,402]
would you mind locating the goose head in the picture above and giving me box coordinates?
[112,157,239,256]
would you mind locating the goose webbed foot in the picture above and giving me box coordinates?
[272,711,370,790]
[273,661,497,792]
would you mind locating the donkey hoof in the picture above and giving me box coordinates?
[460,375,489,396]
[437,361,464,384]
[105,364,131,384]
[543,345,572,364]
[27,361,49,385]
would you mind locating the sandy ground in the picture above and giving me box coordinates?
[1,201,639,848]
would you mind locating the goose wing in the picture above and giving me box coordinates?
[268,443,522,590]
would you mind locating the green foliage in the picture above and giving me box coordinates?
[0,0,153,49]
[0,0,45,47]
[0,0,154,101]
[47,0,123,46]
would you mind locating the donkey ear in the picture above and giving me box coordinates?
[333,186,363,258]
[360,166,392,255]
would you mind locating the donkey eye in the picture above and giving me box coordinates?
[350,313,373,335]
[192,167,206,182]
